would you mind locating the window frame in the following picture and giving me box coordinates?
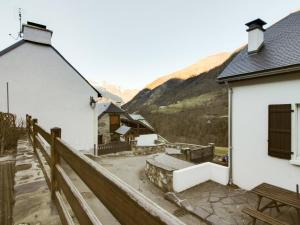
[290,103,300,166]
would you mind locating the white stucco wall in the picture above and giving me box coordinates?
[173,162,229,192]
[0,42,98,151]
[231,75,300,191]
[136,134,158,146]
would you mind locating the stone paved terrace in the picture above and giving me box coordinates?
[92,153,299,225]
[13,138,61,225]
[91,153,207,225]
[173,181,298,225]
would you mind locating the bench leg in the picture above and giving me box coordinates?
[256,196,262,211]
[274,201,280,213]
[252,196,262,225]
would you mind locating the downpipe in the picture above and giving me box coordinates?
[227,82,233,185]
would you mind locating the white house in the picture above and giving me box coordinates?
[218,13,300,191]
[0,22,101,152]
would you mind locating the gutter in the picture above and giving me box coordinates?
[218,64,300,84]
[227,81,233,185]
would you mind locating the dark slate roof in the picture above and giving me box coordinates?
[105,103,125,113]
[97,102,125,117]
[0,39,101,97]
[218,11,300,81]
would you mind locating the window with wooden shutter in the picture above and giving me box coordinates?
[268,104,293,159]
[110,114,120,132]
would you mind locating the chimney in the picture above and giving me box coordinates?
[22,21,53,45]
[245,18,266,53]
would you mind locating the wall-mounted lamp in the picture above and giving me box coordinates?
[90,96,96,108]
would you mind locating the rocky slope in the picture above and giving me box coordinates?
[124,51,239,146]
[146,52,231,90]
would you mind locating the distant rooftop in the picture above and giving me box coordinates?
[97,102,124,116]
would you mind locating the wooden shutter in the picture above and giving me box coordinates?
[268,104,293,159]
[110,114,120,132]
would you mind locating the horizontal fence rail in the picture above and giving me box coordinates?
[98,142,131,155]
[25,114,185,225]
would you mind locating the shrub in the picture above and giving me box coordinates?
[0,113,25,155]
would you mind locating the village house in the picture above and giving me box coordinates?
[0,22,101,152]
[218,12,300,192]
[120,114,155,137]
[97,102,124,144]
[97,101,156,145]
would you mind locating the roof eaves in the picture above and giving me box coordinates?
[218,64,300,83]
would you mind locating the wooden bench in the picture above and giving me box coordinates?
[246,183,300,225]
[242,207,289,225]
[252,183,300,212]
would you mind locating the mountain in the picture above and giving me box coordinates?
[91,81,139,104]
[100,81,139,103]
[124,51,239,146]
[147,52,231,90]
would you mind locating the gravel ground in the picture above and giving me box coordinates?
[93,154,207,225]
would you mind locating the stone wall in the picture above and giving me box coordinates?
[132,144,165,155]
[98,114,111,144]
[166,142,214,163]
[145,160,173,192]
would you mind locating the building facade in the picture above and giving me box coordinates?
[219,13,300,191]
[0,22,101,152]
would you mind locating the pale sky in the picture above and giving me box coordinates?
[0,0,299,89]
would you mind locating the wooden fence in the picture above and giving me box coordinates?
[25,114,185,225]
[0,112,16,127]
[98,142,131,155]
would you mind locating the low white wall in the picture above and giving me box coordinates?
[136,134,158,146]
[173,162,229,192]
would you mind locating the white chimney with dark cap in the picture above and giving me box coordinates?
[245,18,266,53]
[22,21,53,45]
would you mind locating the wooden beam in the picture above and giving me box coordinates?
[56,165,102,225]
[55,191,76,225]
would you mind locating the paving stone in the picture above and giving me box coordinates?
[207,214,231,225]
[231,195,248,204]
[221,198,235,204]
[181,199,194,211]
[209,197,220,203]
[193,207,211,219]
[195,203,214,214]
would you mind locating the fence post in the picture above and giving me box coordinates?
[26,115,31,135]
[32,118,38,152]
[50,127,61,200]
[25,114,28,129]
